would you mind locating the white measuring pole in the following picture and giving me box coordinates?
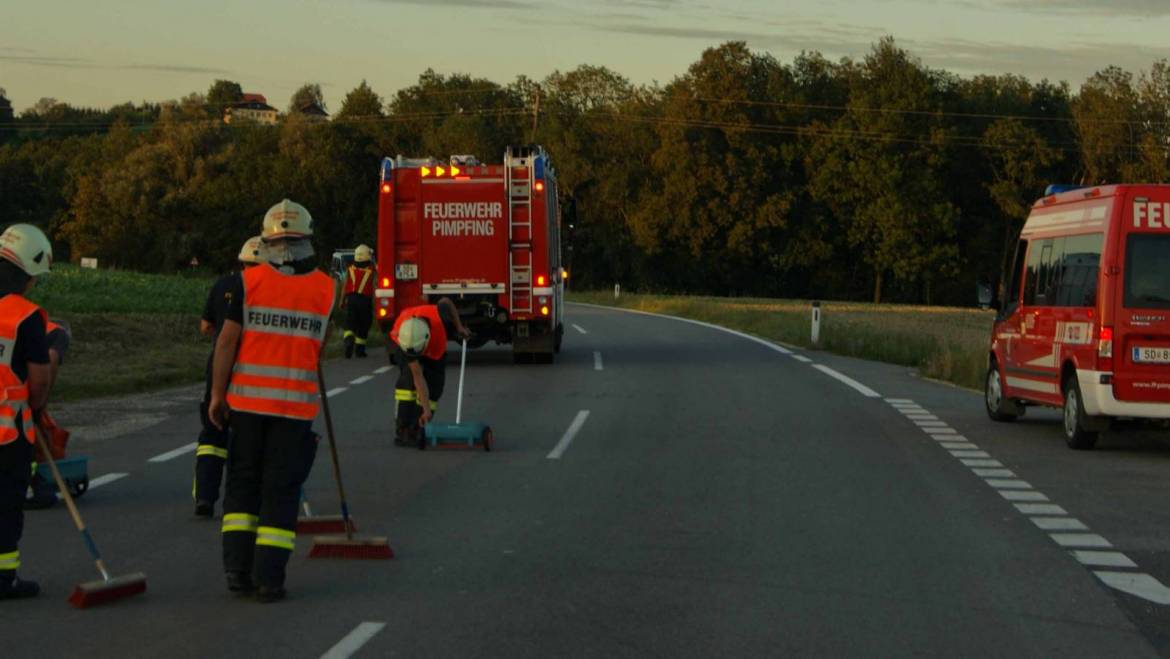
[455,338,467,424]
[811,301,822,345]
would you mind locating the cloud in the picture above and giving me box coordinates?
[1,52,229,76]
[120,63,231,75]
[0,54,90,68]
[906,37,1170,83]
[371,0,533,8]
[979,0,1170,16]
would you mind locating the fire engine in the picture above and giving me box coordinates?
[986,184,1170,449]
[374,146,564,362]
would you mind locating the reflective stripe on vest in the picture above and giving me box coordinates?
[0,295,44,446]
[227,264,335,421]
[255,526,296,551]
[347,265,374,297]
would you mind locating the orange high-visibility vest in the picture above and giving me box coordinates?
[344,264,375,298]
[390,305,447,361]
[227,264,335,421]
[0,295,46,445]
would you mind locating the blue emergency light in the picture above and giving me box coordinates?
[1044,184,1085,196]
[380,157,394,183]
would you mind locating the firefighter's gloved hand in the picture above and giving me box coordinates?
[456,327,472,341]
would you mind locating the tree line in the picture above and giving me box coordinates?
[2,38,1168,305]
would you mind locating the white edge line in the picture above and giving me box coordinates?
[147,443,197,463]
[349,375,375,385]
[374,366,392,374]
[572,323,588,335]
[548,410,590,460]
[810,364,881,398]
[87,473,130,489]
[326,387,348,398]
[790,354,813,363]
[320,621,388,659]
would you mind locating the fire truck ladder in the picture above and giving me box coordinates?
[506,146,535,315]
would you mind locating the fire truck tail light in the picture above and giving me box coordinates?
[536,275,546,286]
[1098,326,1114,371]
[381,277,390,288]
[381,183,391,194]
[534,181,545,192]
[540,306,549,316]
[379,308,388,318]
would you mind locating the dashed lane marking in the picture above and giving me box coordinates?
[88,473,129,489]
[594,351,603,371]
[320,622,387,659]
[999,490,1049,502]
[1094,573,1170,605]
[148,443,197,463]
[349,375,374,385]
[1051,533,1112,548]
[572,324,588,335]
[547,410,590,460]
[985,479,1032,489]
[790,355,813,363]
[1075,551,1138,568]
[1032,517,1089,531]
[374,366,392,375]
[326,387,348,398]
[1015,503,1067,515]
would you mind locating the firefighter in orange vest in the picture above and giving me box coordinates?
[208,200,334,602]
[341,244,375,359]
[391,299,470,447]
[0,224,54,600]
[192,236,265,519]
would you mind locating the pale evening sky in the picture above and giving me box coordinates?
[2,0,1168,113]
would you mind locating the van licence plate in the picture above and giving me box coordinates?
[1133,346,1170,363]
[395,264,417,280]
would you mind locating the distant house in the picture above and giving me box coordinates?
[225,92,278,125]
[297,102,329,123]
[0,94,13,123]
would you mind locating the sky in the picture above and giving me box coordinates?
[2,0,1170,113]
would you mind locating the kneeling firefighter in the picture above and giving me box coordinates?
[390,298,470,447]
[209,200,334,602]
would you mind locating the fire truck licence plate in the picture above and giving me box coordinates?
[1133,347,1170,363]
[395,264,417,280]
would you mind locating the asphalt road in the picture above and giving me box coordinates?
[7,302,1170,657]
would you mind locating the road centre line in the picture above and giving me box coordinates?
[320,622,387,659]
[326,387,348,398]
[349,375,374,385]
[88,473,129,489]
[374,366,392,374]
[148,443,197,463]
[790,354,813,363]
[594,351,603,371]
[811,364,881,398]
[572,323,588,335]
[547,411,590,460]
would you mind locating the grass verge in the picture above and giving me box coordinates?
[569,291,993,391]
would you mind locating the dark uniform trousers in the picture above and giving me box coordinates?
[0,436,32,581]
[195,360,230,504]
[221,412,317,588]
[344,293,373,351]
[394,354,446,439]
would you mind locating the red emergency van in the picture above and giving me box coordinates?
[986,184,1170,449]
[373,146,564,362]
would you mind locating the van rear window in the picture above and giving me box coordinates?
[1124,234,1170,309]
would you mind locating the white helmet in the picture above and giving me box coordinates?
[0,224,53,277]
[237,235,265,264]
[262,199,314,241]
[395,317,430,356]
[354,244,373,263]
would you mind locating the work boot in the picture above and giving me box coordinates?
[254,585,286,603]
[194,500,214,519]
[0,576,40,600]
[355,344,367,358]
[226,572,255,596]
[344,336,355,359]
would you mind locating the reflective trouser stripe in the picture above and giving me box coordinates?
[354,336,367,345]
[394,389,415,402]
[255,526,296,551]
[197,445,229,460]
[0,550,19,571]
[343,330,355,339]
[222,513,260,534]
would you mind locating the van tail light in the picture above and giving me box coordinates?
[1097,326,1114,371]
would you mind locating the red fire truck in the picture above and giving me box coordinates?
[986,184,1170,449]
[373,146,564,362]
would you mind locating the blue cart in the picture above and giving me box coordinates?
[26,456,90,508]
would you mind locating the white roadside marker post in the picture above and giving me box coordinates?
[811,300,822,346]
[614,283,621,299]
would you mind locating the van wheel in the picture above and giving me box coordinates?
[1062,376,1098,450]
[985,365,1022,421]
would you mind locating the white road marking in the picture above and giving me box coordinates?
[320,622,387,659]
[349,375,374,385]
[594,351,603,371]
[1095,572,1170,605]
[148,443,197,463]
[88,473,129,489]
[572,324,588,335]
[904,413,938,420]
[1000,490,1049,502]
[573,302,794,355]
[934,435,968,443]
[950,450,990,458]
[928,429,958,436]
[915,421,949,428]
[374,366,392,374]
[547,411,591,460]
[972,468,1015,478]
[961,458,1003,467]
[1094,572,1170,605]
[1051,533,1112,548]
[790,354,813,363]
[885,398,915,404]
[811,364,881,398]
[1031,517,1088,531]
[326,387,348,398]
[985,479,1032,489]
[939,442,978,450]
[1015,503,1067,515]
[1073,551,1138,568]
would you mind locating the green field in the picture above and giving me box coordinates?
[25,266,375,401]
[569,291,993,391]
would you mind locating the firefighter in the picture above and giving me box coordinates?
[24,320,71,509]
[208,200,333,602]
[391,298,471,447]
[341,244,375,359]
[192,236,265,519]
[0,224,53,600]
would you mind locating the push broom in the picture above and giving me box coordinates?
[296,489,356,535]
[307,364,392,559]
[34,424,146,607]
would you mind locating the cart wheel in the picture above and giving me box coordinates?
[482,427,493,452]
[71,477,89,498]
